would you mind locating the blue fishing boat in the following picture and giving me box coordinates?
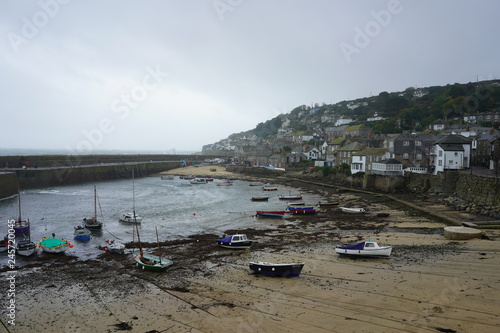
[287,206,316,214]
[74,225,91,242]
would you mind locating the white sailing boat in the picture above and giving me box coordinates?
[120,169,143,223]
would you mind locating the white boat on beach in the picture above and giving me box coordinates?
[335,237,392,257]
[340,207,365,214]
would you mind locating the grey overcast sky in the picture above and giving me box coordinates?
[1,0,499,153]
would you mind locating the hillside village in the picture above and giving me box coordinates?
[202,80,500,176]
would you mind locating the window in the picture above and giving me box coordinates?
[403,141,409,146]
[438,160,443,166]
[439,150,443,157]
[415,140,422,146]
[403,153,409,159]
[416,154,422,160]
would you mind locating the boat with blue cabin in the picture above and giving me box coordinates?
[217,234,252,249]
[335,237,392,257]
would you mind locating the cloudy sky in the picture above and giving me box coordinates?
[1,0,499,153]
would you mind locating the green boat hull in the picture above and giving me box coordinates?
[133,252,173,272]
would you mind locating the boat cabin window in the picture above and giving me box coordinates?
[365,243,374,247]
[233,236,240,241]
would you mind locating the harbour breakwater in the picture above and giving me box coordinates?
[0,153,227,198]
[0,161,180,198]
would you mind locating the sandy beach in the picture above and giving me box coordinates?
[2,165,500,333]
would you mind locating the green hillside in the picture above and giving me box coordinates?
[226,80,500,142]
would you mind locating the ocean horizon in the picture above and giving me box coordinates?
[0,148,199,156]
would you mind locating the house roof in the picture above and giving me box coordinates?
[375,158,403,165]
[330,137,346,145]
[344,124,366,130]
[337,142,363,151]
[354,148,387,156]
[434,134,472,145]
[439,144,465,151]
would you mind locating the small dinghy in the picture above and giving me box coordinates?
[217,234,252,249]
[249,261,304,277]
[39,235,72,254]
[16,238,37,257]
[251,196,270,202]
[104,239,126,254]
[340,207,366,214]
[256,210,286,218]
[74,225,91,242]
[335,237,392,257]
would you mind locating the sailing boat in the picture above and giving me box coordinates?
[14,190,30,235]
[15,190,36,256]
[83,186,103,230]
[132,226,173,272]
[119,169,143,223]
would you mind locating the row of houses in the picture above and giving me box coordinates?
[233,129,500,176]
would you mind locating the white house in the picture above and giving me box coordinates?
[429,134,472,175]
[306,148,322,160]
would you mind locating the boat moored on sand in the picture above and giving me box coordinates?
[249,261,304,277]
[340,207,366,214]
[217,234,252,249]
[335,237,392,257]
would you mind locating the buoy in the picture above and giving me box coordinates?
[193,213,196,216]
[104,247,108,251]
[69,244,74,248]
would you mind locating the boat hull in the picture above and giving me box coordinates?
[335,247,392,257]
[74,229,91,242]
[279,195,303,200]
[249,262,304,277]
[14,220,30,235]
[16,240,37,256]
[288,206,316,214]
[39,238,71,253]
[133,252,173,272]
[340,207,365,214]
[83,218,103,229]
[256,210,285,218]
[119,214,143,223]
[217,240,252,249]
[251,197,269,202]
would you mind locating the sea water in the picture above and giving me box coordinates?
[0,175,323,266]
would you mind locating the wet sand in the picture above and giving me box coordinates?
[2,166,500,333]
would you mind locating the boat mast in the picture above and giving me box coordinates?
[135,219,143,258]
[18,189,22,222]
[132,169,136,222]
[156,227,162,264]
[93,185,97,220]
